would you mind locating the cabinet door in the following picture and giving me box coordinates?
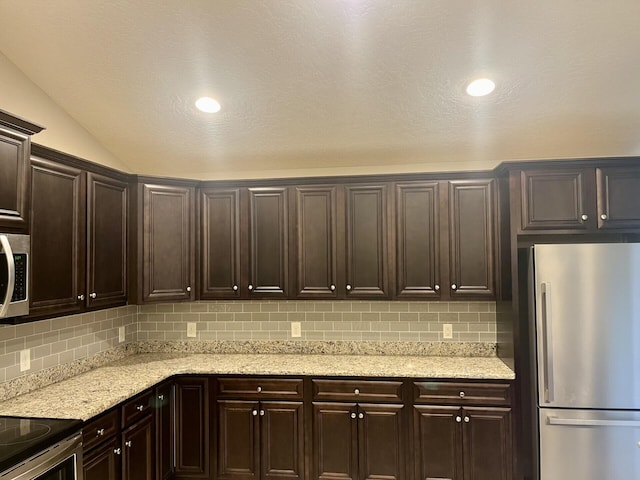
[199,188,243,299]
[462,407,512,480]
[292,186,338,298]
[142,184,194,302]
[413,405,462,480]
[248,187,289,297]
[0,127,30,231]
[520,169,592,231]
[344,185,389,298]
[217,400,260,480]
[261,402,305,480]
[312,402,358,480]
[29,158,85,317]
[358,403,405,480]
[175,377,210,479]
[155,381,173,480]
[87,173,127,308]
[83,437,122,480]
[395,182,440,298]
[448,180,495,299]
[596,166,640,230]
[122,415,154,480]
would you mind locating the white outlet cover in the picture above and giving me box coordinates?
[118,326,125,343]
[291,322,302,338]
[20,349,30,372]
[187,322,197,338]
[443,323,453,339]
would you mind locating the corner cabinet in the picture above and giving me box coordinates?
[140,181,196,303]
[0,110,44,232]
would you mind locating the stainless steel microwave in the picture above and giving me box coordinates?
[0,233,29,318]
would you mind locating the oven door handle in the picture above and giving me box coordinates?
[0,235,15,318]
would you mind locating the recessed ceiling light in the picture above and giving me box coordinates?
[195,97,221,113]
[466,78,495,97]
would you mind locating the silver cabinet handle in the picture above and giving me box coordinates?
[547,417,640,428]
[354,388,360,395]
[346,284,352,291]
[96,428,105,436]
[232,285,238,291]
[257,386,262,393]
[0,236,15,318]
[90,292,97,299]
[459,391,465,398]
[248,284,254,291]
[434,284,440,291]
[259,410,265,416]
[252,409,258,416]
[600,213,608,220]
[451,284,457,290]
[114,448,121,455]
[136,405,144,411]
[455,416,462,423]
[158,394,164,401]
[78,294,85,301]
[358,412,364,419]
[350,412,356,419]
[330,284,336,291]
[540,282,555,403]
[125,441,132,448]
[581,214,588,221]
[186,286,191,292]
[464,416,470,423]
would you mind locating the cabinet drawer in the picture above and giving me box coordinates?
[414,381,511,406]
[83,409,119,452]
[312,379,403,402]
[121,389,154,427]
[217,377,304,399]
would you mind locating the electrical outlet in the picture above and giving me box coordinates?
[291,322,302,338]
[118,326,125,343]
[20,349,30,372]
[187,322,197,338]
[443,323,453,339]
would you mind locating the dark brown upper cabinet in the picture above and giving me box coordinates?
[517,162,640,234]
[28,153,128,321]
[291,183,390,299]
[141,182,195,303]
[0,110,44,232]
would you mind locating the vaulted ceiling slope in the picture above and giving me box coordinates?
[1,1,639,179]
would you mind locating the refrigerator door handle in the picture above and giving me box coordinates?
[541,281,554,403]
[547,417,640,428]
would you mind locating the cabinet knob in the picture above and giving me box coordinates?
[252,409,258,416]
[125,441,132,448]
[581,214,588,221]
[459,391,465,398]
[257,386,262,393]
[434,284,440,291]
[232,285,238,291]
[136,405,144,411]
[186,286,191,292]
[89,292,97,299]
[78,294,84,301]
[114,448,122,455]
[354,388,360,395]
[96,428,105,436]
[248,284,254,291]
[158,394,164,401]
[455,416,462,423]
[600,213,608,220]
[350,412,357,419]
[330,284,336,291]
[464,416,470,423]
[346,284,352,291]
[260,410,265,416]
[451,284,457,291]
[358,412,364,419]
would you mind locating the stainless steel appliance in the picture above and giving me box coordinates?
[0,416,83,480]
[530,243,640,479]
[0,233,29,318]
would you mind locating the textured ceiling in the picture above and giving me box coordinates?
[1,1,639,179]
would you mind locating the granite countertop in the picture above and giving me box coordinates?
[0,352,514,421]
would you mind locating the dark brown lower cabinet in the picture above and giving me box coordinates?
[122,414,155,480]
[312,402,405,480]
[83,437,121,480]
[217,400,304,480]
[155,381,173,480]
[414,405,512,480]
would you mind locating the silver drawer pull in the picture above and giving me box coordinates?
[257,386,262,393]
[158,394,164,401]
[354,388,360,395]
[114,448,121,455]
[136,405,144,411]
[459,391,465,398]
[96,428,105,436]
[125,441,132,448]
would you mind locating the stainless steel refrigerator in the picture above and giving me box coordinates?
[530,243,640,479]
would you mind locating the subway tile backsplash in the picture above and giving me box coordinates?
[0,301,495,386]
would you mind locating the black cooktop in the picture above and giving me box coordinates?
[0,416,82,473]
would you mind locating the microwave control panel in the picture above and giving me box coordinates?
[11,254,27,302]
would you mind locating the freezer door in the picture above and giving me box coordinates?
[534,243,640,409]
[539,408,640,480]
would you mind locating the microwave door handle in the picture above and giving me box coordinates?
[541,282,554,403]
[547,417,640,428]
[0,235,15,318]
